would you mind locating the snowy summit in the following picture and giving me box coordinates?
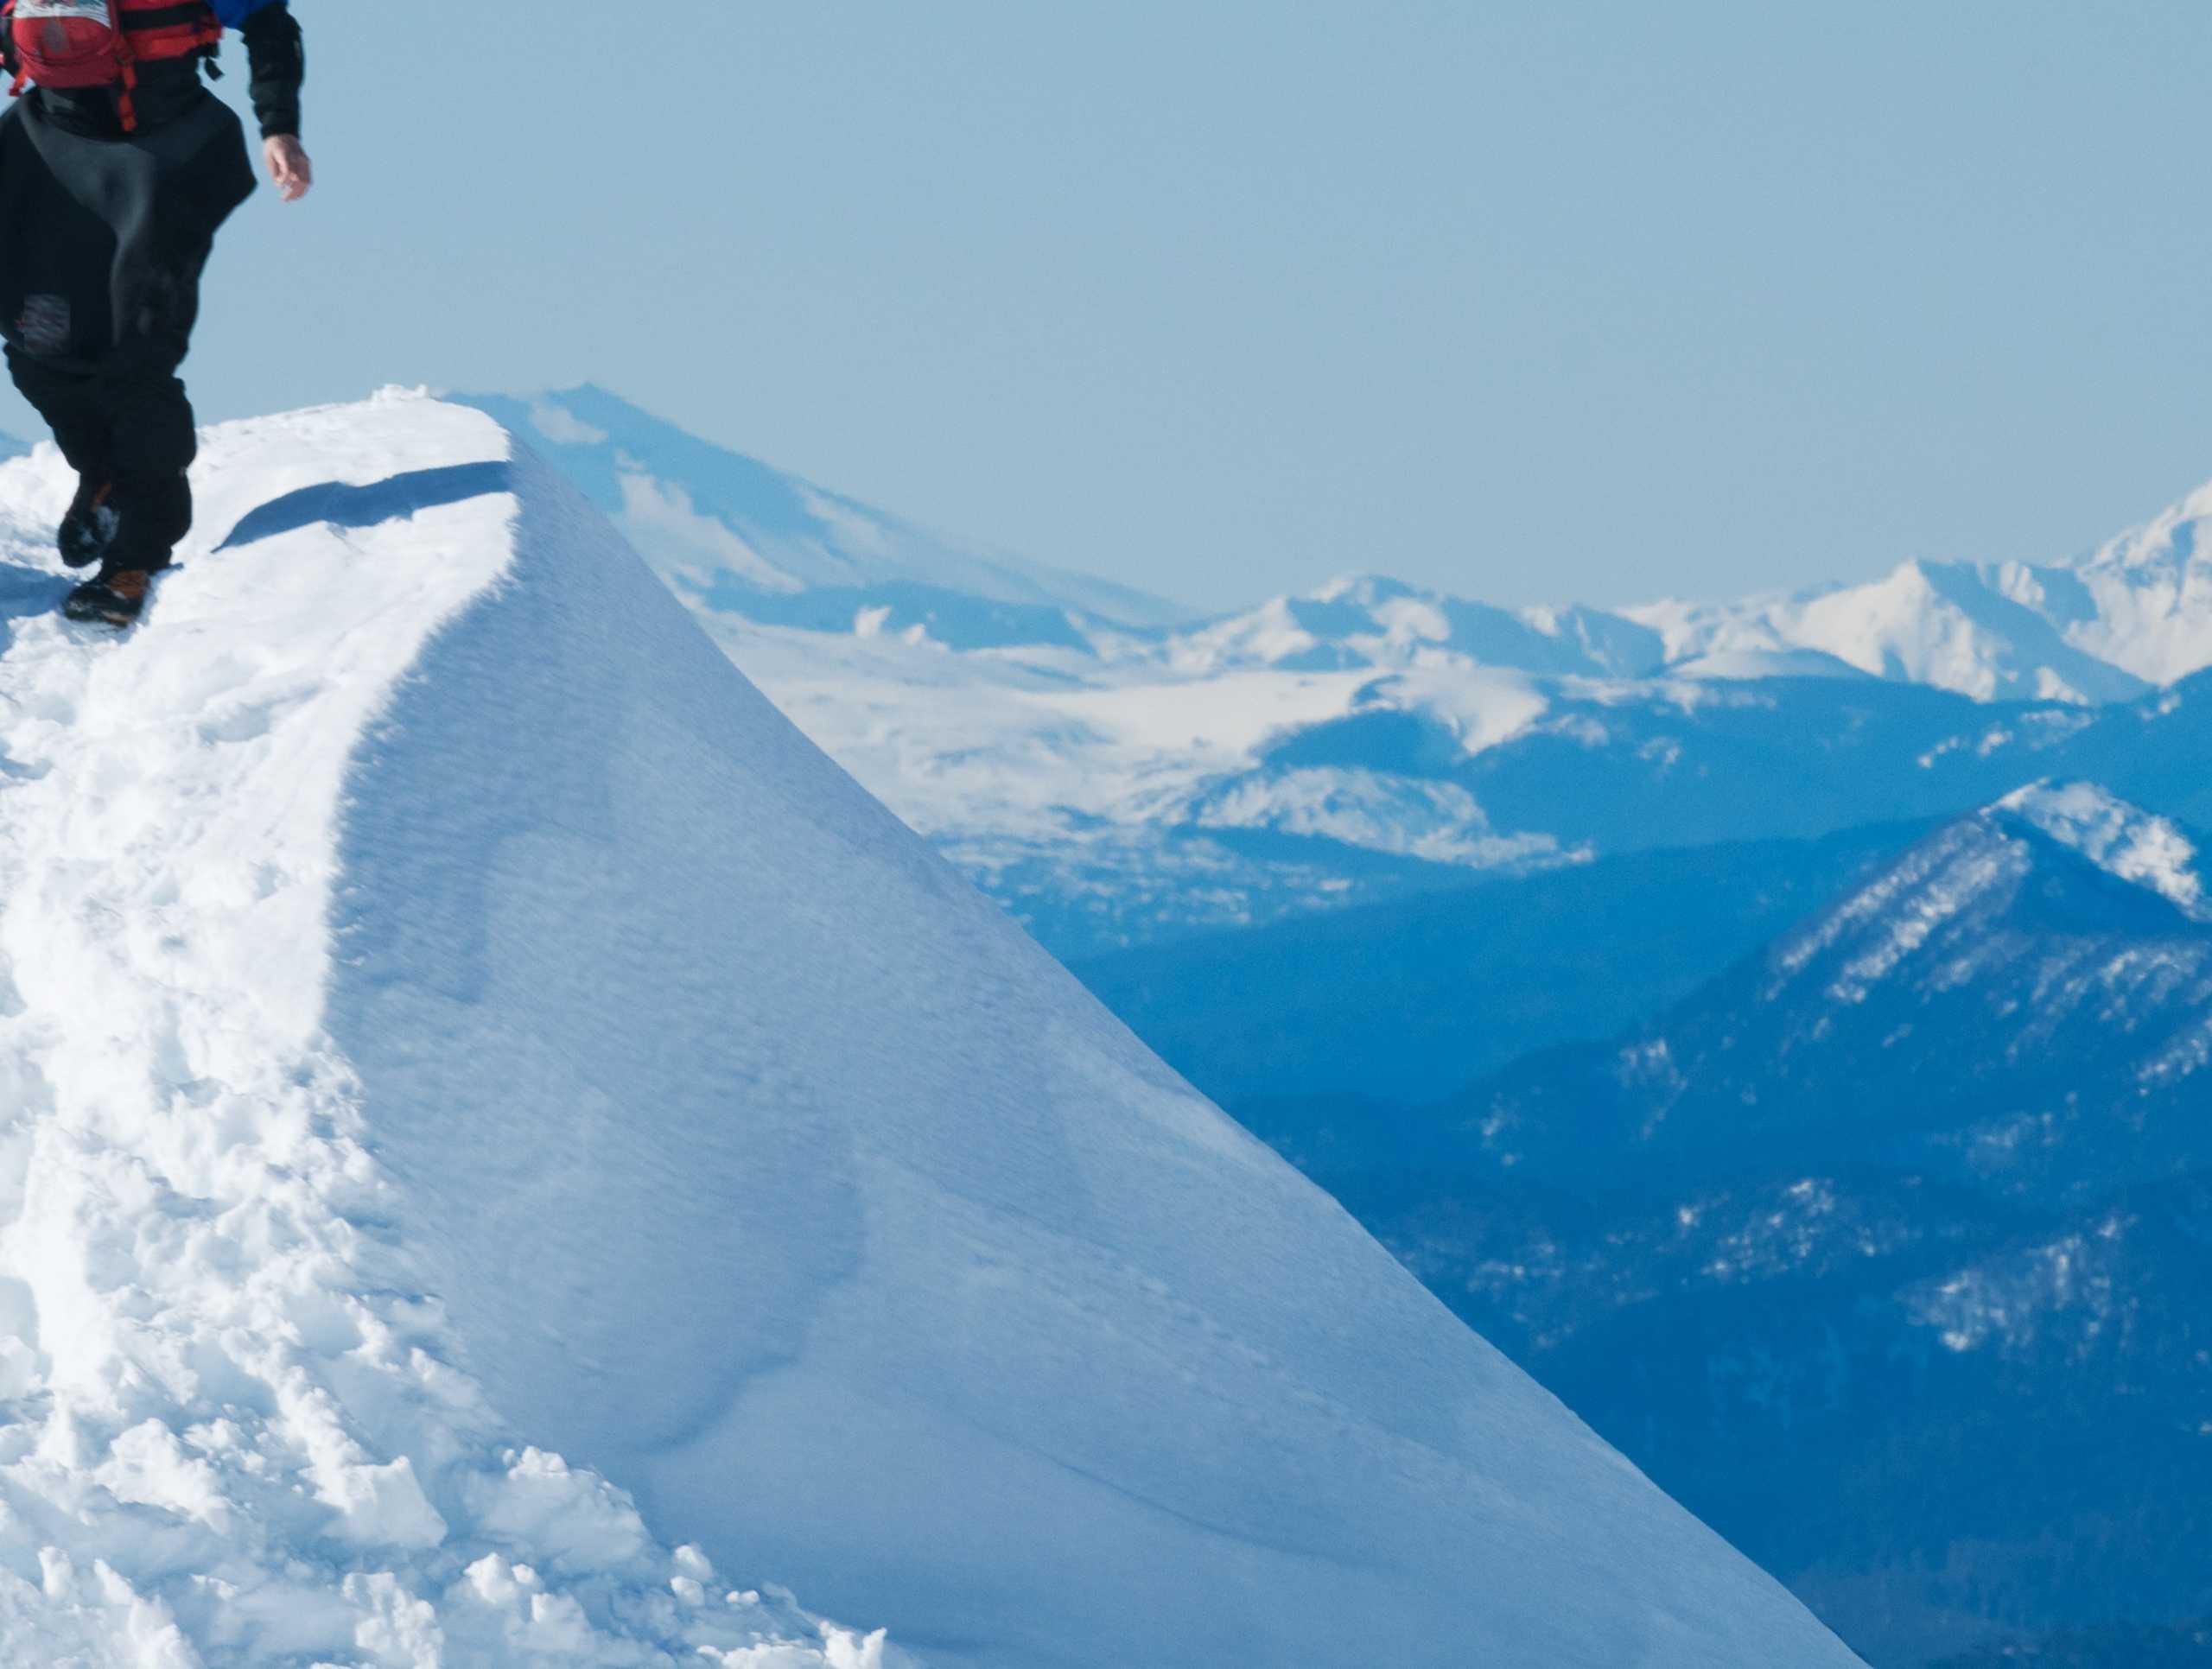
[0,393,1861,1667]
[1994,779,2208,918]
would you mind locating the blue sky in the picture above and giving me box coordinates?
[12,1,2212,611]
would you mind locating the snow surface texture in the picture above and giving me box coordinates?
[0,394,1863,1667]
[0,397,901,1668]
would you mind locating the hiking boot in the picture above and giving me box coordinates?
[62,565,158,627]
[59,476,118,569]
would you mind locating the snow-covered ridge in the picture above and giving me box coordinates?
[1162,537,2191,706]
[1630,558,2155,705]
[1994,780,2207,917]
[0,396,1863,1667]
[0,396,891,1667]
[462,387,1194,650]
[1421,787,2212,1665]
[1155,479,2212,705]
[1764,782,2212,1012]
[1999,479,2212,685]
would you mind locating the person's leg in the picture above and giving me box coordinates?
[59,361,195,625]
[7,346,126,568]
[7,345,113,479]
[99,365,195,574]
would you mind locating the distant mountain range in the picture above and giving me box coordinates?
[461,387,1192,644]
[477,388,2212,957]
[1073,819,1932,1108]
[1283,785,2212,1666]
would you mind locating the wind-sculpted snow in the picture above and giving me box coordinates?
[0,396,1864,1669]
[314,417,1861,1669]
[0,396,904,1668]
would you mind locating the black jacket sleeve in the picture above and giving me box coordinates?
[239,0,304,140]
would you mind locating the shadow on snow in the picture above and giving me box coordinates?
[217,461,512,551]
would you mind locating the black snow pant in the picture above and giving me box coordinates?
[0,87,255,572]
[8,345,196,570]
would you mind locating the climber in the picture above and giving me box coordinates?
[0,0,309,626]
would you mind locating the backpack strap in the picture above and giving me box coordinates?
[113,0,223,128]
[118,0,221,53]
[119,3,213,26]
[3,1,22,100]
[110,7,136,131]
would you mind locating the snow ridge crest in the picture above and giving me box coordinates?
[1994,780,2208,918]
[0,397,900,1669]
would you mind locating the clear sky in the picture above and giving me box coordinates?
[11,1,2212,612]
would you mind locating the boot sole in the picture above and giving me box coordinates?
[61,602,139,627]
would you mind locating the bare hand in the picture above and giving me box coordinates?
[264,135,313,203]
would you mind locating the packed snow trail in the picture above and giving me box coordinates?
[0,393,1862,1667]
[0,395,896,1666]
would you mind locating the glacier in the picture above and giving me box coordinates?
[0,394,1863,1667]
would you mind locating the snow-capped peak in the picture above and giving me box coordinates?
[1994,780,2208,917]
[1310,572,1420,606]
[1983,473,2212,686]
[2076,475,2212,574]
[460,386,1197,650]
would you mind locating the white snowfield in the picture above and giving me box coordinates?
[0,394,1862,1669]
